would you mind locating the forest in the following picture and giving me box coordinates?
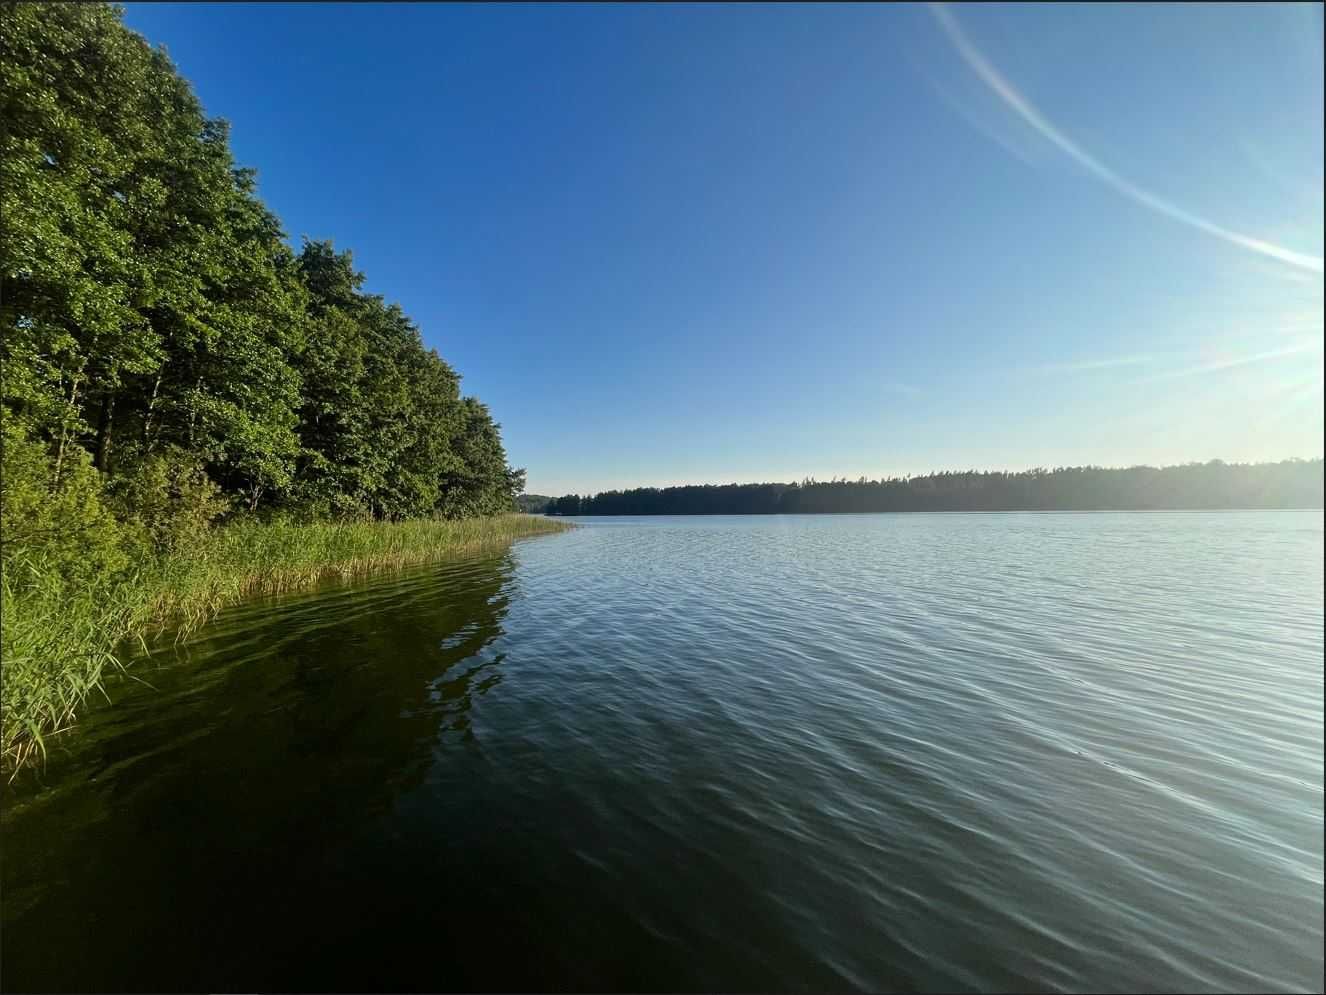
[515,493,554,513]
[2,3,524,523]
[0,3,558,768]
[543,460,1324,515]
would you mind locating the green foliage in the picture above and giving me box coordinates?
[108,447,230,555]
[514,493,552,513]
[1,3,524,523]
[0,3,536,768]
[1,566,142,770]
[547,494,583,516]
[438,398,522,519]
[0,417,128,590]
[1,416,140,770]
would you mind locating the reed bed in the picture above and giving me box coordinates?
[1,514,570,772]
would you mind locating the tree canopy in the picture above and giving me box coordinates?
[1,2,523,529]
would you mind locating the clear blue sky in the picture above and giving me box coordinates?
[121,2,1323,495]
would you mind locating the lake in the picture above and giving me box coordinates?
[1,512,1322,992]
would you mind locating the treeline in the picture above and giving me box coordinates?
[515,494,553,513]
[1,2,524,542]
[544,460,1324,515]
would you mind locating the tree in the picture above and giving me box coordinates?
[1,3,526,525]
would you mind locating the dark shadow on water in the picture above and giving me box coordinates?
[1,552,522,992]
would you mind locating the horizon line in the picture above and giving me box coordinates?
[524,455,1324,496]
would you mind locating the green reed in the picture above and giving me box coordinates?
[1,514,571,773]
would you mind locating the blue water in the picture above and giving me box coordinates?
[2,512,1322,992]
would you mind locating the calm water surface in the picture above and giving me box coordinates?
[2,513,1322,992]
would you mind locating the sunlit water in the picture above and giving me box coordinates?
[2,512,1322,993]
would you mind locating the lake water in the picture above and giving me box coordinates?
[2,512,1322,992]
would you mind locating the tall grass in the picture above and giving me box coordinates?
[1,514,570,772]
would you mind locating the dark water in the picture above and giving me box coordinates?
[2,513,1322,993]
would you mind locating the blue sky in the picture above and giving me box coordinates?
[122,2,1324,495]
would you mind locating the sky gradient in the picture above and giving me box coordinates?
[121,2,1324,495]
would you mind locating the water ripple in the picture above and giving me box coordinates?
[1,512,1321,993]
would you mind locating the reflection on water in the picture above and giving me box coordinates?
[1,514,1323,993]
[2,553,518,991]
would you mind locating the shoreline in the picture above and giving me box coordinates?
[547,506,1325,517]
[1,514,573,773]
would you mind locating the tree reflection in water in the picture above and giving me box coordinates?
[1,552,517,992]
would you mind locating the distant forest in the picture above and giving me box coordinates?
[515,494,553,513]
[539,460,1324,515]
